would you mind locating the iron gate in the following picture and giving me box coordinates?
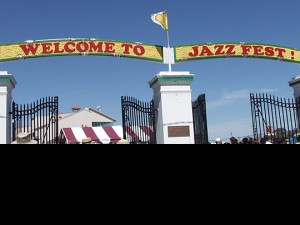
[121,96,156,144]
[192,94,209,144]
[250,93,300,144]
[12,96,59,144]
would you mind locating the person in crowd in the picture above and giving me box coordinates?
[262,135,273,144]
[117,139,130,144]
[11,132,38,144]
[230,137,239,145]
[248,137,255,144]
[296,136,300,144]
[91,140,103,144]
[252,139,260,144]
[215,138,223,145]
[82,137,92,144]
[260,137,272,144]
[260,138,266,145]
[242,138,249,144]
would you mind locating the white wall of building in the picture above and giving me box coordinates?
[59,108,116,131]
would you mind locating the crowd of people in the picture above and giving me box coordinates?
[76,137,130,144]
[11,132,300,145]
[213,135,300,145]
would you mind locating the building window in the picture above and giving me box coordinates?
[92,122,114,127]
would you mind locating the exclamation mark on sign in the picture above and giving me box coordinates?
[291,51,295,60]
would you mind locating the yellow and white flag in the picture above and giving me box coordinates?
[151,11,169,30]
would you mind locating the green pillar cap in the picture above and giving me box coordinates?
[0,72,17,88]
[149,71,195,88]
[289,76,300,87]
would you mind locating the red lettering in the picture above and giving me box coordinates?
[133,46,145,56]
[42,43,53,54]
[253,46,264,56]
[200,46,214,56]
[65,42,76,53]
[89,41,104,53]
[122,44,133,54]
[19,44,40,55]
[76,42,89,52]
[214,45,225,55]
[225,45,236,55]
[188,47,199,57]
[242,45,252,55]
[105,42,116,53]
[275,48,286,58]
[54,43,64,54]
[265,47,275,56]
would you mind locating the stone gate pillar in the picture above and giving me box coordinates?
[149,71,195,144]
[289,75,300,130]
[289,76,300,99]
[0,71,17,144]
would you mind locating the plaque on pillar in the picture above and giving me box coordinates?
[168,126,190,137]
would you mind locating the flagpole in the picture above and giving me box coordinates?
[164,10,172,72]
[151,10,172,71]
[166,29,172,72]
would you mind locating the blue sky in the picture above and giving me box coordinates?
[1,0,299,141]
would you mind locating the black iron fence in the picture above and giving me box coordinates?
[192,94,209,144]
[121,96,156,144]
[11,96,59,144]
[250,93,300,144]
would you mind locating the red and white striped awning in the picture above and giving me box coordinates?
[124,126,154,143]
[60,126,154,144]
[60,126,123,144]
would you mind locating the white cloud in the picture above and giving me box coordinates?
[207,88,278,109]
[256,88,279,94]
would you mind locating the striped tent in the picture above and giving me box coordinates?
[59,126,154,144]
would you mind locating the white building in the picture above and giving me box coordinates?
[59,106,117,131]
